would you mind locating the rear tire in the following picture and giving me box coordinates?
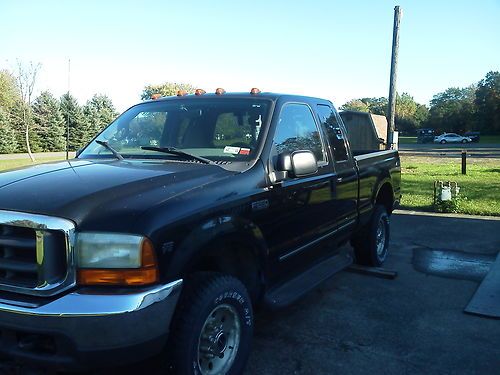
[461,139,467,143]
[350,205,390,266]
[440,140,446,144]
[166,272,253,375]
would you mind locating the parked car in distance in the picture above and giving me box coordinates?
[464,131,480,143]
[417,128,435,143]
[434,133,472,144]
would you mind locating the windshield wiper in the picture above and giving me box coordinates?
[96,140,124,160]
[141,146,214,165]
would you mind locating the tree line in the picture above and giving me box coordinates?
[0,65,118,156]
[1,65,498,156]
[340,71,500,135]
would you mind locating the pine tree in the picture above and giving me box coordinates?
[32,91,66,151]
[83,94,117,142]
[0,108,19,153]
[60,93,88,150]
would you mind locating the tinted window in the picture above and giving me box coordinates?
[316,104,348,162]
[274,103,325,162]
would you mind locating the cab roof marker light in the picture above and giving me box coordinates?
[250,88,261,95]
[215,88,226,95]
[151,93,162,100]
[177,90,188,96]
[195,89,206,96]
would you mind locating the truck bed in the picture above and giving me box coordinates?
[354,149,401,224]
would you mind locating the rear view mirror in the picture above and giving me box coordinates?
[291,150,318,177]
[275,150,318,180]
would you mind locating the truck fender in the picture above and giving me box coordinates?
[372,176,394,212]
[165,215,270,281]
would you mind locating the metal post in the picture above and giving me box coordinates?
[461,150,467,175]
[387,6,402,150]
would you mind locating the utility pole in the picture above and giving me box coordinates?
[387,6,402,150]
[66,58,70,160]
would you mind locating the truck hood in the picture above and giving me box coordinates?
[0,159,232,231]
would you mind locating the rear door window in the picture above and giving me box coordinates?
[316,104,349,162]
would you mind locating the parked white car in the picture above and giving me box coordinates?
[434,133,472,144]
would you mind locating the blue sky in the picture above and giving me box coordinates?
[1,0,499,112]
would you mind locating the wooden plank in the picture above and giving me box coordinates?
[464,252,500,319]
[346,264,398,280]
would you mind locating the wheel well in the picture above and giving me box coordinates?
[185,236,264,303]
[376,183,394,214]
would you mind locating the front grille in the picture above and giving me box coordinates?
[0,225,38,287]
[0,210,75,297]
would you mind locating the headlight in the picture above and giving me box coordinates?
[76,232,159,286]
[77,233,143,268]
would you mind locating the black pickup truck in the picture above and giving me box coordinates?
[0,91,400,374]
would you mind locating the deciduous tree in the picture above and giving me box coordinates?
[141,82,196,100]
[427,86,476,133]
[475,71,500,134]
[15,61,41,161]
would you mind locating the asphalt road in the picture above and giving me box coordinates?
[399,143,500,158]
[3,211,499,375]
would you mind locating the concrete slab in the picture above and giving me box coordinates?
[465,252,500,318]
[394,208,500,222]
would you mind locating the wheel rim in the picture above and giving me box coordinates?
[197,304,241,375]
[376,217,387,259]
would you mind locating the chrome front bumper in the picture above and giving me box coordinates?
[0,279,182,369]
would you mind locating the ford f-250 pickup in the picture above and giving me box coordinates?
[0,90,400,374]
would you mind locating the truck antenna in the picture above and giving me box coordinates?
[66,58,70,160]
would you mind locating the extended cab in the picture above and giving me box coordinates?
[0,91,400,373]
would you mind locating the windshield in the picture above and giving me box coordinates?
[79,98,271,163]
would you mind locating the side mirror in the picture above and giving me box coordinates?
[290,150,318,177]
[75,148,83,157]
[274,150,317,182]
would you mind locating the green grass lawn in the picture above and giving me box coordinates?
[400,156,500,216]
[479,135,500,143]
[398,136,417,144]
[0,157,66,172]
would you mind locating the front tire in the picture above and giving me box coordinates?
[167,272,253,375]
[461,139,467,143]
[440,140,446,144]
[350,205,390,266]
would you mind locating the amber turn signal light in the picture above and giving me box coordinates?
[77,238,159,286]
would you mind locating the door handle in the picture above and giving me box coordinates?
[336,177,343,183]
